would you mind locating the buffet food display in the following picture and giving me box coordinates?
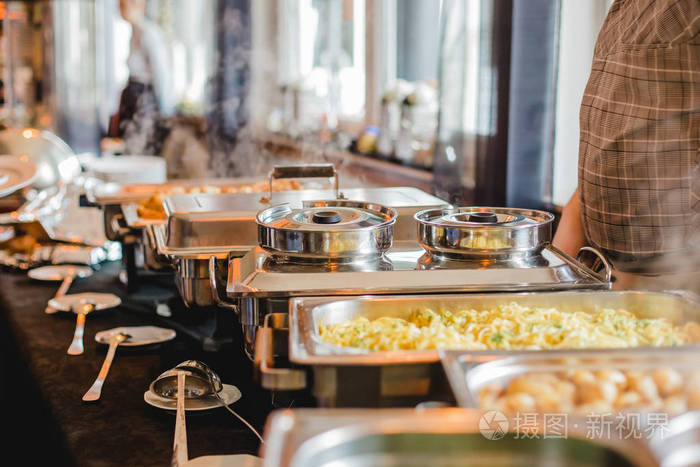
[442,348,700,420]
[28,161,696,464]
[261,408,659,467]
[135,179,304,220]
[226,206,608,366]
[318,302,700,351]
[153,183,449,308]
[478,366,700,415]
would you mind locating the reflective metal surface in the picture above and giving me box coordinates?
[257,200,396,261]
[0,128,80,189]
[150,360,223,399]
[228,245,606,299]
[441,347,700,410]
[291,291,700,366]
[261,408,658,467]
[163,186,450,250]
[650,411,700,467]
[282,290,700,406]
[88,176,272,206]
[416,206,554,260]
[227,243,607,361]
[156,186,448,308]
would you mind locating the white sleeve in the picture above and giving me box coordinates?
[143,24,174,116]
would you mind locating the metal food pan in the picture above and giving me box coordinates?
[441,348,700,411]
[278,291,699,407]
[148,224,237,308]
[261,408,659,467]
[88,176,271,206]
[290,290,700,367]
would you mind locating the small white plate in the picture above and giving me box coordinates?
[144,384,242,411]
[0,155,37,197]
[95,326,176,347]
[49,292,121,312]
[28,265,93,281]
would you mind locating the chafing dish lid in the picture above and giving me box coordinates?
[416,207,554,259]
[257,200,395,232]
[416,207,553,228]
[257,200,396,259]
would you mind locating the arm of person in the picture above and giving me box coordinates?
[552,188,587,257]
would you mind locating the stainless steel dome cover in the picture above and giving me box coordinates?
[257,200,397,260]
[415,206,554,259]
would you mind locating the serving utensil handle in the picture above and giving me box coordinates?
[253,313,306,391]
[45,275,73,314]
[82,337,119,402]
[209,255,236,311]
[576,246,613,282]
[67,312,86,355]
[263,163,341,202]
[171,371,188,467]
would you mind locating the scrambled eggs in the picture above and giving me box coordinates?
[318,302,698,351]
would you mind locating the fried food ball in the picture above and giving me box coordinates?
[651,369,683,397]
[577,380,618,405]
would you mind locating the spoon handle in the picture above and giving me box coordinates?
[45,276,73,314]
[67,313,86,355]
[171,371,188,466]
[82,338,119,401]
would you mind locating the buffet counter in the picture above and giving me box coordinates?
[0,261,267,466]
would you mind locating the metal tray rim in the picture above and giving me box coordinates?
[441,347,700,409]
[227,245,610,299]
[289,290,700,366]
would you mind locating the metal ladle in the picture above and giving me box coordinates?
[150,361,222,466]
[150,360,264,466]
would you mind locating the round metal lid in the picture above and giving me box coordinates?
[257,200,396,260]
[415,207,554,260]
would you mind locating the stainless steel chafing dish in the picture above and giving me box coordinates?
[650,411,700,467]
[261,408,659,467]
[89,175,280,242]
[278,290,700,407]
[152,169,449,308]
[442,347,700,412]
[86,164,340,291]
[223,206,609,364]
[416,206,554,266]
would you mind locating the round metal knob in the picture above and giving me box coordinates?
[467,212,498,223]
[312,210,342,224]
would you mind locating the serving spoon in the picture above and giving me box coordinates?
[82,332,131,402]
[67,299,95,355]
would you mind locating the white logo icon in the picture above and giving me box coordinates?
[479,410,509,440]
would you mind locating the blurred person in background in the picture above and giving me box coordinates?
[109,0,173,155]
[553,0,699,293]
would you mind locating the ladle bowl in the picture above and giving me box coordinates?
[149,360,223,399]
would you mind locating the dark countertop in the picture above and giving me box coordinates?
[0,261,273,467]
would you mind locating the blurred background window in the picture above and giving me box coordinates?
[0,0,616,208]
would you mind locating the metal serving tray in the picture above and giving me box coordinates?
[261,408,659,467]
[229,245,607,299]
[163,186,450,251]
[441,348,700,410]
[88,176,270,206]
[283,291,700,407]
